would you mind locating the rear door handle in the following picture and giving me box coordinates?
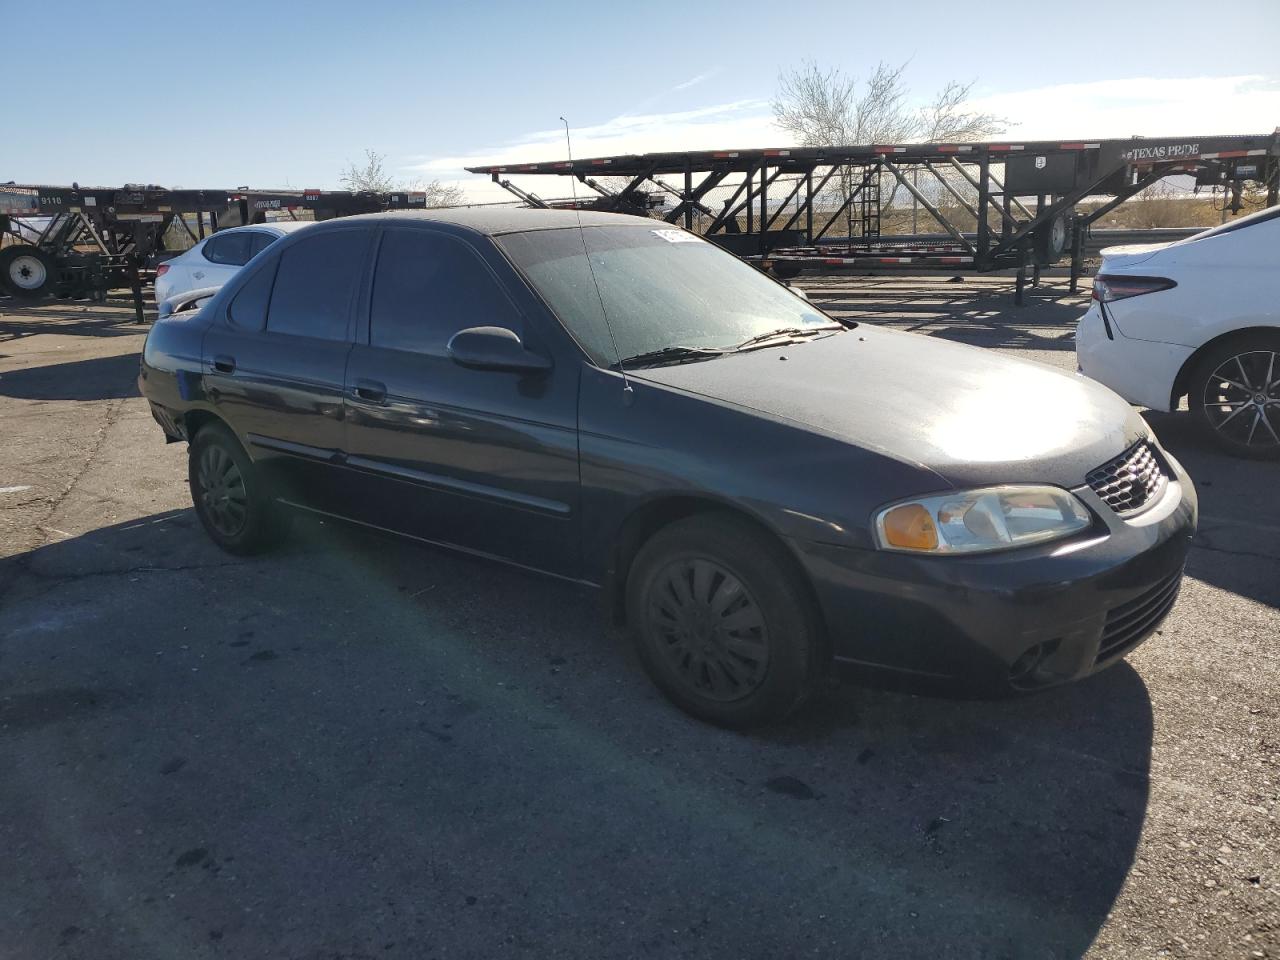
[353,379,387,404]
[212,354,236,374]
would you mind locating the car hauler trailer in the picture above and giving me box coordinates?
[466,132,1280,302]
[0,184,446,318]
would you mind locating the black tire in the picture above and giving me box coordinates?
[1033,213,1069,264]
[626,513,824,728]
[1189,332,1280,460]
[188,423,289,554]
[0,245,57,301]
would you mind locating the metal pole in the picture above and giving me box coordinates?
[976,152,991,270]
[1069,219,1084,294]
[948,157,1018,228]
[759,162,768,252]
[684,163,693,230]
[1015,245,1027,306]
[922,160,978,219]
[882,159,975,253]
[911,167,918,233]
[805,170,813,243]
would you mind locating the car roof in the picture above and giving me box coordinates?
[1181,203,1280,243]
[324,206,659,237]
[211,221,315,237]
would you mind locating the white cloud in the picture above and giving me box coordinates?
[970,75,1280,141]
[405,99,782,203]
[414,75,1280,203]
[672,71,715,92]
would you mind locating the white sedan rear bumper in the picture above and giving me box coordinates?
[1075,303,1194,412]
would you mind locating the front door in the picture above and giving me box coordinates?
[341,226,582,577]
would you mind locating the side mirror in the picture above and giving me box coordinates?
[447,326,551,374]
[789,286,810,301]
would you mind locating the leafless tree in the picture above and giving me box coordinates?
[339,149,465,207]
[773,61,1003,147]
[773,62,1005,232]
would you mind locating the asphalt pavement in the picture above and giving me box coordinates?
[1,278,1276,960]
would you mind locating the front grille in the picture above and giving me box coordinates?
[1095,568,1183,664]
[1086,441,1167,515]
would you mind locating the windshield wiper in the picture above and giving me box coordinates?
[734,325,841,351]
[614,345,727,369]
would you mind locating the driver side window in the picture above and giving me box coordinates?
[369,229,522,355]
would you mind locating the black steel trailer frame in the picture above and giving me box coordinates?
[467,133,1280,300]
[0,183,449,318]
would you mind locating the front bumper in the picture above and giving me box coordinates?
[1075,304,1193,412]
[792,448,1198,694]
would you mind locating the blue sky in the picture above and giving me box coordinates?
[7,0,1279,201]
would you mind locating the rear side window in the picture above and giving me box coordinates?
[204,232,253,266]
[248,232,276,258]
[228,260,277,331]
[266,230,368,341]
[369,229,521,354]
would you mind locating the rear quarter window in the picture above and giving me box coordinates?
[228,260,277,331]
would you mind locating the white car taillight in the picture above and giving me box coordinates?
[1092,274,1176,302]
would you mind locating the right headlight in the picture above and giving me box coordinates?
[873,485,1093,555]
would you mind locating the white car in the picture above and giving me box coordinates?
[1076,206,1280,459]
[154,221,313,303]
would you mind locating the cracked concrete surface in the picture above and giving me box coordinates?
[0,281,1277,960]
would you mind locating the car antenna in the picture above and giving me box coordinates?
[560,116,633,402]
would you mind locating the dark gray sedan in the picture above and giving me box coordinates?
[139,209,1197,726]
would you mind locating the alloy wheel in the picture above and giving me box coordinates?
[1201,350,1280,450]
[197,444,249,538]
[645,557,770,703]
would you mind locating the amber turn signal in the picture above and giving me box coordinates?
[880,503,939,551]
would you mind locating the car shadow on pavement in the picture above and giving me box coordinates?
[0,509,1152,959]
[0,297,154,344]
[1144,409,1280,610]
[0,352,141,401]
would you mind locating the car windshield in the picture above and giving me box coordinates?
[497,225,837,366]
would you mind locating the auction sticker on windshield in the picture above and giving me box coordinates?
[651,229,702,244]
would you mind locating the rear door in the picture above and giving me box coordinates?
[201,224,374,510]
[341,225,582,577]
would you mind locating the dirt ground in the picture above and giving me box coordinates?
[1,279,1277,959]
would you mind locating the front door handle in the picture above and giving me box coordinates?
[212,354,236,374]
[353,379,387,404]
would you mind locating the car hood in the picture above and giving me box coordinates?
[630,325,1145,490]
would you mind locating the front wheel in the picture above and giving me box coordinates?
[188,423,289,554]
[1190,333,1280,460]
[626,514,823,728]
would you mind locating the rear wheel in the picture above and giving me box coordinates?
[1190,333,1280,460]
[188,423,288,554]
[0,245,57,300]
[626,514,823,728]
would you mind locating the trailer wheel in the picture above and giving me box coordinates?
[773,263,803,280]
[0,246,57,300]
[1033,214,1069,264]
